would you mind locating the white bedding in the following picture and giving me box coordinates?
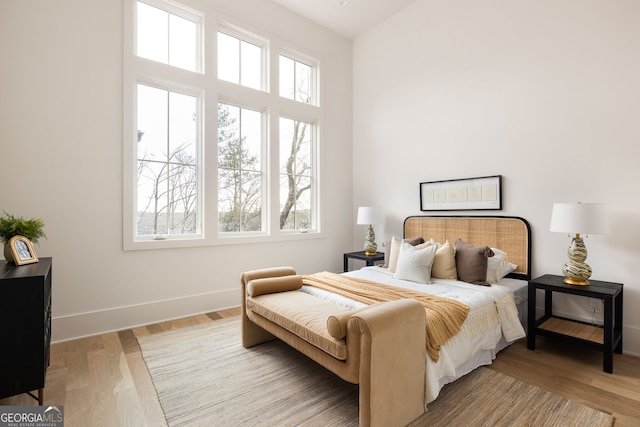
[300,266,527,403]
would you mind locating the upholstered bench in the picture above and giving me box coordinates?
[242,266,427,427]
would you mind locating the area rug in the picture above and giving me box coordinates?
[138,318,614,427]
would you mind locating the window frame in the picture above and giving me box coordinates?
[135,0,205,73]
[278,115,318,233]
[216,100,268,236]
[134,79,205,240]
[123,0,323,250]
[217,25,269,92]
[279,50,319,106]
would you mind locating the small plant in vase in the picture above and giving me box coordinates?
[0,212,46,264]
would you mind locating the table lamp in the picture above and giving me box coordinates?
[357,207,383,256]
[550,202,607,285]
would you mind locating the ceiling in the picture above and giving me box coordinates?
[271,0,416,39]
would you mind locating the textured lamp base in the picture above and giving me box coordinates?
[562,236,592,285]
[363,224,377,256]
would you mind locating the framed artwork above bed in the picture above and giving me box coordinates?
[420,175,502,211]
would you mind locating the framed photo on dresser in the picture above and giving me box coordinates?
[7,235,39,265]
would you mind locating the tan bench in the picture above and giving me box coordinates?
[241,266,426,427]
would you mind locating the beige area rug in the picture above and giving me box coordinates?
[138,318,614,427]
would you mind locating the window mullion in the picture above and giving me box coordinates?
[165,89,171,234]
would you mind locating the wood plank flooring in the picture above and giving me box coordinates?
[1,308,638,426]
[489,337,640,426]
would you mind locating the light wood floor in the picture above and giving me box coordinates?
[489,336,640,426]
[2,308,638,426]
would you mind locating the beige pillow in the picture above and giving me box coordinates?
[326,307,368,339]
[247,275,303,297]
[432,240,458,280]
[387,237,401,273]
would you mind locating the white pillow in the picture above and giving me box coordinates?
[388,237,433,273]
[486,248,517,283]
[503,262,518,277]
[393,242,438,284]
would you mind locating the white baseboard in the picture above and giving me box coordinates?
[51,288,239,343]
[621,324,640,357]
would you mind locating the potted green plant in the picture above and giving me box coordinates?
[0,212,46,263]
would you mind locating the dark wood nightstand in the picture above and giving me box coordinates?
[343,251,384,272]
[527,274,623,373]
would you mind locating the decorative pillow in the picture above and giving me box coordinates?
[393,241,438,284]
[503,262,518,277]
[386,237,401,272]
[382,239,391,267]
[247,275,303,297]
[385,236,425,272]
[486,248,508,284]
[486,248,520,283]
[431,240,458,280]
[455,239,494,286]
[326,306,368,339]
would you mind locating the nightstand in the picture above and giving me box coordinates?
[343,251,384,272]
[527,274,623,373]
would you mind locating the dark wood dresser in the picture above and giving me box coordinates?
[0,257,52,404]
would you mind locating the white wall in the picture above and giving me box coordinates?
[353,0,640,355]
[0,0,353,341]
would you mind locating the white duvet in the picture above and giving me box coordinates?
[300,266,527,403]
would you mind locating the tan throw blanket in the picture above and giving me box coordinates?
[302,271,470,362]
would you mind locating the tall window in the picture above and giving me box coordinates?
[131,0,203,241]
[136,84,200,237]
[218,103,263,232]
[277,52,318,231]
[125,0,321,248]
[279,117,313,231]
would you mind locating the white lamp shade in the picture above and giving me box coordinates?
[357,207,383,225]
[550,202,608,235]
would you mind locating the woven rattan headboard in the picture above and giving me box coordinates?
[403,216,531,280]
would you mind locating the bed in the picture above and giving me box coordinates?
[241,215,531,426]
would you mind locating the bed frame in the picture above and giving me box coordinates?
[242,215,532,427]
[404,215,532,280]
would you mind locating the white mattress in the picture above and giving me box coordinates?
[300,266,527,404]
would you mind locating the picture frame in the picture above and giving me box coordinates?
[7,235,39,265]
[420,175,502,211]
